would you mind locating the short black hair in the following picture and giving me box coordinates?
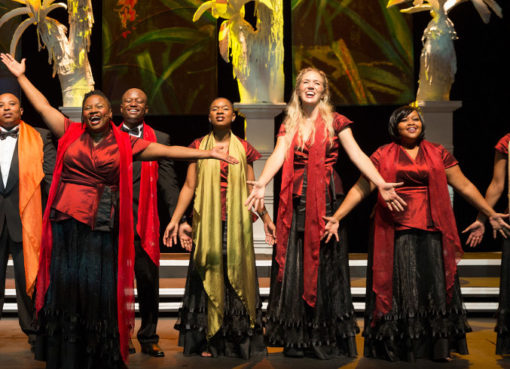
[388,105,425,143]
[82,90,111,110]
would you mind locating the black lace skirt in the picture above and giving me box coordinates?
[174,223,266,359]
[363,229,471,362]
[265,195,359,359]
[34,219,124,369]
[496,237,510,354]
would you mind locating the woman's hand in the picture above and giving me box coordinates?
[178,222,193,252]
[488,213,510,239]
[245,181,266,211]
[462,220,485,247]
[210,145,238,164]
[377,182,406,212]
[321,216,340,243]
[263,219,277,246]
[163,220,179,247]
[0,53,25,77]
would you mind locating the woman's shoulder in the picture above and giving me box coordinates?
[495,133,510,155]
[332,112,353,131]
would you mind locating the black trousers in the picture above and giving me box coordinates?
[134,237,160,344]
[0,220,36,342]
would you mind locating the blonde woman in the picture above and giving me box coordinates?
[245,67,406,359]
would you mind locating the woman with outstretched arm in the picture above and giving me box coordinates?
[323,105,509,362]
[1,53,236,369]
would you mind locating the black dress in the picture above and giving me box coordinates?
[175,223,266,358]
[265,178,359,359]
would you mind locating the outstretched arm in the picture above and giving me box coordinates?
[447,164,510,239]
[322,176,375,243]
[137,142,238,163]
[339,127,405,211]
[245,135,288,211]
[163,162,197,248]
[1,53,66,137]
[463,152,508,246]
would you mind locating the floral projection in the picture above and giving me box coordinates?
[102,0,217,114]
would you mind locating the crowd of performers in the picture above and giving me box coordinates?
[0,52,509,368]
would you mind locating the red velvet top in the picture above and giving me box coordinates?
[495,133,510,155]
[277,113,352,196]
[371,144,457,231]
[190,135,261,221]
[52,120,150,227]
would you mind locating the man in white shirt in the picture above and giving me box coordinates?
[0,92,55,350]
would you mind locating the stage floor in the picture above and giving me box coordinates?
[2,317,510,369]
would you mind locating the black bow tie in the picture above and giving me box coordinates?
[0,129,18,140]
[121,126,141,136]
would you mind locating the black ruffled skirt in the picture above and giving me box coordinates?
[496,237,510,354]
[174,223,266,358]
[34,219,124,369]
[363,230,471,362]
[265,195,359,359]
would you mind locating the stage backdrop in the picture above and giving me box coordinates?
[292,0,414,105]
[102,0,217,114]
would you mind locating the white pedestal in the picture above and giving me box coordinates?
[234,103,286,254]
[59,106,82,122]
[417,100,462,153]
[417,100,462,203]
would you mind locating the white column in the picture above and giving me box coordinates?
[417,100,462,153]
[418,100,462,203]
[59,106,82,122]
[234,103,286,254]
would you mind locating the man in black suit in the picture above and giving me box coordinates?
[0,92,55,348]
[120,88,179,357]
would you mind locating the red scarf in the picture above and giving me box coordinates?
[122,122,160,265]
[36,121,135,363]
[276,115,327,307]
[372,140,463,319]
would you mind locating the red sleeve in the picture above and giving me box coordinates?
[333,113,353,134]
[188,137,202,149]
[64,118,80,132]
[243,140,261,163]
[277,123,286,137]
[495,133,510,155]
[440,146,458,169]
[131,137,151,156]
[370,148,382,169]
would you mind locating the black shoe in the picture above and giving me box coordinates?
[128,339,136,354]
[283,347,304,358]
[141,343,165,357]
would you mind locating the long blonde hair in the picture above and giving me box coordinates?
[284,67,335,149]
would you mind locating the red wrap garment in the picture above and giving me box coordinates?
[132,122,160,265]
[370,140,463,319]
[275,113,352,307]
[36,120,149,363]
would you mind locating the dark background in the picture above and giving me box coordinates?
[1,1,509,253]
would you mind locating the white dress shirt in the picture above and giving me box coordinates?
[0,125,19,187]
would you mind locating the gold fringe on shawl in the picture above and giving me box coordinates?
[193,132,257,339]
[18,121,44,297]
